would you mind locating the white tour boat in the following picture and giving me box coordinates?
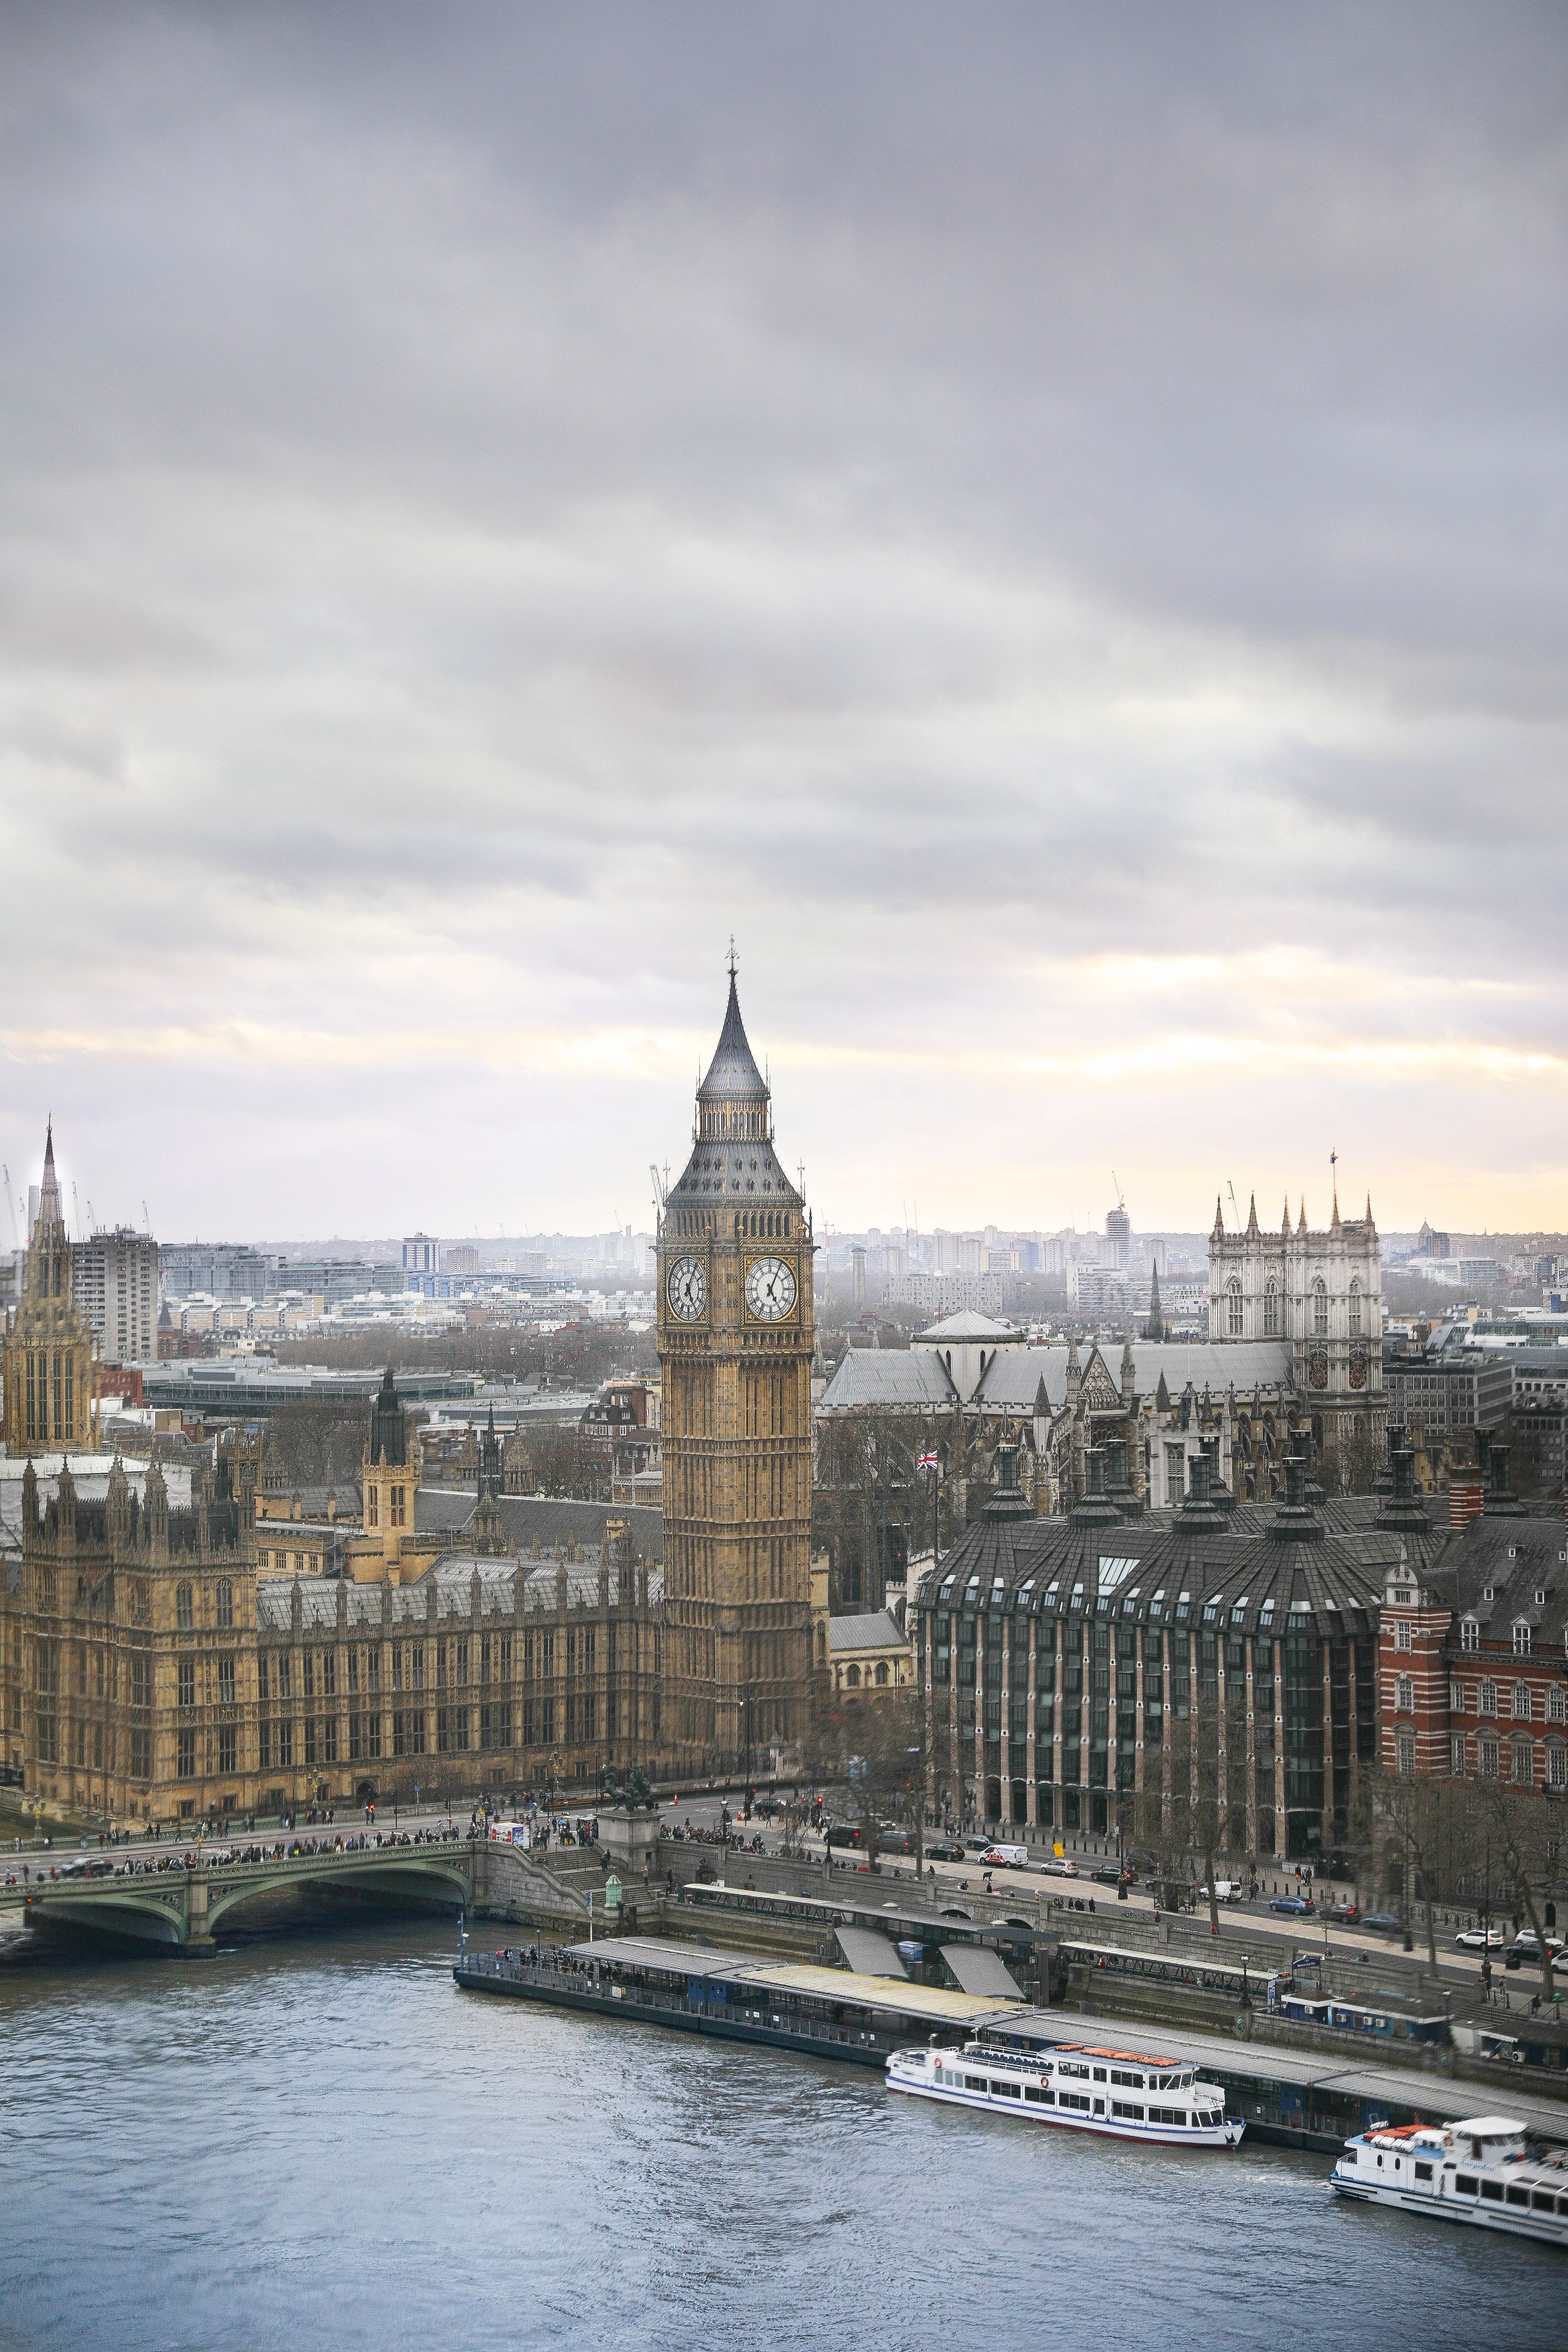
[1331,2115,1568,2248]
[887,2032,1243,2147]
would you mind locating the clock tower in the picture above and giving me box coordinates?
[658,968,815,1770]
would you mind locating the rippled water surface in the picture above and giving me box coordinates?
[0,1921,1553,2350]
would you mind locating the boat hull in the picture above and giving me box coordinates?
[888,2064,1242,2148]
[1330,2169,1567,2248]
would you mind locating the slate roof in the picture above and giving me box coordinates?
[254,1549,664,1634]
[413,1489,664,1564]
[827,1610,910,1653]
[0,1455,195,1559]
[820,1338,1293,1415]
[916,1311,1018,1341]
[818,1350,956,1411]
[1422,1509,1568,1656]
[927,1488,1391,1636]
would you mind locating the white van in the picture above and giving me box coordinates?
[984,1843,1030,1869]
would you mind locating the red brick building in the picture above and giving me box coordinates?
[1380,1446,1568,1795]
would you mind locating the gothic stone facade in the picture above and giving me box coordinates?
[658,974,816,1768]
[1208,1191,1385,1462]
[2,1126,99,1455]
[0,1431,664,1821]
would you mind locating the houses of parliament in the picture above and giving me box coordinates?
[0,981,819,1821]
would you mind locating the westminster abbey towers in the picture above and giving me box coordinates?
[658,973,816,1766]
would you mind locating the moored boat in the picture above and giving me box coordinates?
[1330,2115,1568,2246]
[887,2030,1243,2146]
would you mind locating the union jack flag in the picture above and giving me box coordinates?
[917,1450,939,1471]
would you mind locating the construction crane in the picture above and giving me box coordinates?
[142,1200,151,1234]
[650,1162,668,1217]
[1111,1170,1126,1212]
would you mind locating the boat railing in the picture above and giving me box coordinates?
[456,1950,904,2049]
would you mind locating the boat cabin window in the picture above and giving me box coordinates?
[1455,2175,1477,2196]
[1415,2162,1434,2182]
[1092,2067,1107,2083]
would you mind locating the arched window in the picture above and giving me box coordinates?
[176,1581,193,1631]
[1512,1681,1532,1719]
[1264,1280,1280,1337]
[216,1579,233,1630]
[1312,1279,1328,1336]
[846,1665,861,1688]
[1226,1278,1243,1338]
[874,1662,889,1687]
[1348,1279,1362,1338]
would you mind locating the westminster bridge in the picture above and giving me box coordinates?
[0,1830,603,1954]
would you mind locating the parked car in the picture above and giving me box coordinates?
[1268,1895,1315,1917]
[1455,1927,1508,1952]
[1040,1858,1079,1879]
[925,1842,965,1863]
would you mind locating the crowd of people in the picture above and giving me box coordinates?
[3,1820,470,1888]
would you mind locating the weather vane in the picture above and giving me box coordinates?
[727,934,738,978]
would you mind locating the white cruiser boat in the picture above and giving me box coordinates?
[887,2032,1243,2147]
[1331,2115,1568,2248]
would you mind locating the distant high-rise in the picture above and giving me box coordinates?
[74,1226,159,1366]
[1105,1205,1131,1270]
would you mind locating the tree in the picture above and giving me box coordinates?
[519,1424,607,1501]
[812,1409,956,1614]
[808,1681,927,1869]
[1462,1778,1565,2003]
[1320,1424,1382,1498]
[261,1401,367,1489]
[1133,1660,1248,1935]
[1369,1766,1470,1972]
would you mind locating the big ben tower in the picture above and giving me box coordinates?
[658,961,814,1769]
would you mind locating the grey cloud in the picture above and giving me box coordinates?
[1,3,1565,1229]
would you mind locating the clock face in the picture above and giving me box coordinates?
[1308,1350,1329,1390]
[1348,1349,1368,1390]
[666,1255,707,1322]
[745,1254,797,1323]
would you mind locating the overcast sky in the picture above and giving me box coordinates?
[2,4,1565,1246]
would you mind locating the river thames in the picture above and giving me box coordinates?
[0,1919,1555,2351]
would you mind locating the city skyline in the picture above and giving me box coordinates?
[3,8,1564,1230]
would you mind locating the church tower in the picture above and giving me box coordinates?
[658,967,815,1769]
[2,1124,98,1455]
